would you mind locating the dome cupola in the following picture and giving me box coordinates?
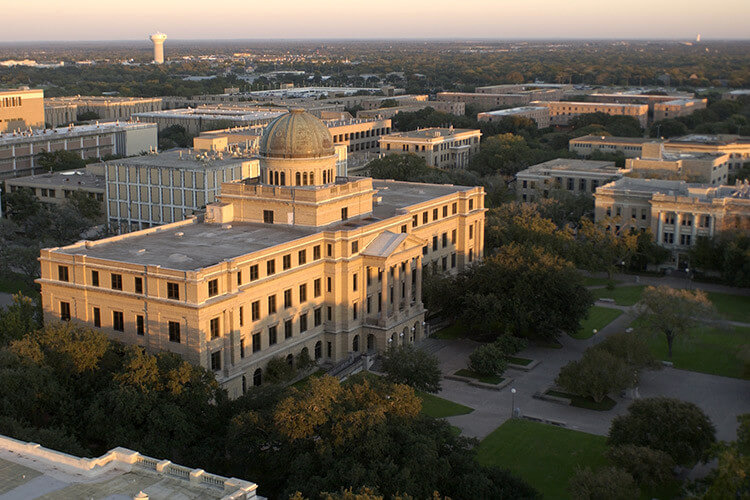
[259,109,335,159]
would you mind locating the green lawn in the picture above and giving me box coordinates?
[290,369,325,389]
[417,391,474,418]
[454,369,504,385]
[432,321,465,340]
[507,356,533,366]
[592,285,645,306]
[476,419,608,500]
[546,390,617,411]
[571,306,624,339]
[706,292,750,323]
[641,326,750,380]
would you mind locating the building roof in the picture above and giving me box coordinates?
[666,134,750,146]
[259,109,335,159]
[45,96,161,104]
[381,127,479,141]
[106,149,256,171]
[570,135,654,145]
[0,122,156,147]
[4,169,105,190]
[479,106,547,116]
[133,107,285,122]
[519,158,621,174]
[598,177,690,195]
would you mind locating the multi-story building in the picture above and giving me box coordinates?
[379,127,481,169]
[4,168,105,213]
[437,92,541,112]
[0,122,158,180]
[326,117,391,155]
[477,106,551,128]
[39,110,486,398]
[474,83,572,95]
[625,143,729,185]
[569,135,653,158]
[531,101,649,127]
[653,98,707,122]
[133,107,286,135]
[586,92,696,118]
[44,96,163,127]
[594,177,750,265]
[194,128,262,152]
[0,87,44,133]
[356,101,465,119]
[105,149,260,231]
[515,159,625,202]
[664,134,750,172]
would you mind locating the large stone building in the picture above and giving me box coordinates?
[0,121,158,179]
[664,135,750,173]
[569,135,655,158]
[0,87,44,133]
[653,98,707,122]
[133,107,286,135]
[477,106,551,128]
[586,92,697,119]
[436,91,555,112]
[515,159,625,202]
[594,177,750,265]
[38,110,486,397]
[44,96,163,127]
[531,101,649,127]
[326,116,392,155]
[625,143,729,185]
[356,100,465,119]
[4,168,105,216]
[379,127,481,169]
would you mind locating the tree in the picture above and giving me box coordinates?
[649,119,688,138]
[468,133,536,177]
[0,294,41,347]
[265,356,296,384]
[608,397,716,467]
[66,190,103,221]
[701,414,750,499]
[605,445,675,488]
[575,218,638,279]
[158,124,191,149]
[368,153,432,181]
[35,150,86,172]
[556,349,631,402]
[381,344,442,393]
[638,286,716,358]
[468,343,508,377]
[593,332,657,372]
[569,467,639,500]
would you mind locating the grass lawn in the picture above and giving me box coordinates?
[592,285,645,306]
[571,306,623,339]
[417,391,474,418]
[290,369,325,389]
[507,356,533,366]
[706,292,750,323]
[582,276,619,287]
[432,321,465,340]
[545,390,617,411]
[641,326,750,380]
[454,369,504,385]
[476,419,608,500]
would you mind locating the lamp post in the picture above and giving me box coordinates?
[510,388,516,418]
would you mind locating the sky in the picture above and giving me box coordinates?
[2,0,748,41]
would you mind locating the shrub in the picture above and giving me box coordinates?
[494,335,528,355]
[297,348,314,370]
[468,343,508,376]
[608,397,716,467]
[594,332,657,371]
[606,445,675,487]
[264,356,296,384]
[569,466,639,500]
[381,344,442,393]
[556,348,631,402]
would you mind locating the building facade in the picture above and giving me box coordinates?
[45,96,163,127]
[0,88,44,133]
[133,107,286,135]
[664,135,750,173]
[379,127,481,169]
[38,110,486,398]
[4,168,105,213]
[625,143,729,185]
[653,98,707,122]
[515,159,624,202]
[532,101,649,127]
[569,135,652,158]
[326,117,392,155]
[477,106,551,128]
[356,101,465,119]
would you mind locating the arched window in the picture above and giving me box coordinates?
[303,172,308,185]
[352,335,360,352]
[253,368,262,386]
[280,172,285,186]
[309,172,314,184]
[296,172,301,185]
[242,375,247,394]
[314,341,322,359]
[286,353,294,367]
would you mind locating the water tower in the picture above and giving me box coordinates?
[150,32,167,64]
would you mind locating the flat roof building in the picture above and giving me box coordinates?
[474,83,573,94]
[4,168,105,218]
[532,101,649,127]
[587,91,696,116]
[45,96,163,127]
[515,158,625,202]
[436,90,562,112]
[133,107,286,135]
[477,106,550,128]
[664,134,750,172]
[570,135,654,158]
[0,87,44,133]
[653,98,707,122]
[357,100,465,119]
[0,121,158,179]
[39,110,486,398]
[379,127,481,169]
[625,142,729,185]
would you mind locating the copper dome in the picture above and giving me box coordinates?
[258,109,335,159]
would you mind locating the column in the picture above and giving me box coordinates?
[675,213,682,246]
[404,259,413,305]
[393,264,401,311]
[379,266,387,324]
[415,257,423,305]
[709,215,715,237]
[691,213,698,245]
[656,212,663,244]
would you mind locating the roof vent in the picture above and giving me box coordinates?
[175,231,184,237]
[222,224,232,229]
[137,248,146,254]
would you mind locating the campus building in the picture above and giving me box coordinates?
[133,107,287,135]
[477,106,551,128]
[379,127,481,169]
[531,101,649,127]
[586,92,697,119]
[569,135,654,158]
[356,101,465,119]
[326,116,392,155]
[0,87,44,133]
[38,110,486,398]
[625,143,729,185]
[45,96,163,127]
[515,159,625,202]
[0,121,158,179]
[4,168,105,216]
[436,91,556,112]
[653,98,707,122]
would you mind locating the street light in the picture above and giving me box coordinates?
[510,388,517,418]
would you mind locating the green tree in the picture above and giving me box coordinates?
[468,342,508,377]
[468,133,536,177]
[649,119,688,138]
[381,344,442,393]
[593,332,657,372]
[35,150,87,172]
[556,349,631,402]
[569,466,639,500]
[605,445,675,488]
[701,414,750,499]
[0,294,41,347]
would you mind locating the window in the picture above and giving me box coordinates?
[313,245,321,260]
[422,212,428,224]
[240,337,246,358]
[269,325,277,345]
[442,256,448,271]
[91,270,99,287]
[412,214,418,227]
[300,313,308,332]
[351,241,358,253]
[167,282,180,300]
[352,273,358,291]
[210,317,220,339]
[314,278,322,297]
[451,229,456,244]
[251,300,260,320]
[341,207,348,220]
[283,254,291,270]
[239,306,244,326]
[327,306,332,321]
[299,283,307,303]
[250,264,259,281]
[327,243,332,257]
[433,208,438,220]
[237,271,242,286]
[353,303,358,320]
[285,319,293,339]
[211,351,221,371]
[113,311,124,332]
[401,224,407,233]
[93,307,101,328]
[315,341,322,359]
[443,205,448,217]
[469,225,474,239]
[314,307,322,326]
[111,273,122,290]
[58,265,69,282]
[284,289,293,308]
[252,332,261,353]
[263,210,274,224]
[298,249,307,265]
[167,321,180,342]
[432,236,438,251]
[208,279,218,297]
[451,253,456,268]
[452,202,457,214]
[327,341,332,358]
[134,277,143,294]
[469,199,474,210]
[268,295,277,314]
[267,259,275,275]
[136,315,145,335]
[60,301,71,321]
[327,276,332,292]
[442,233,448,248]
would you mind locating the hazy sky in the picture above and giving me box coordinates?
[3,0,748,41]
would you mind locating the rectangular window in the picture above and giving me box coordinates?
[263,210,274,224]
[91,270,99,287]
[210,317,220,339]
[113,311,124,332]
[443,206,448,217]
[283,254,292,270]
[452,202,457,214]
[451,253,456,268]
[314,278,322,297]
[111,273,122,290]
[469,199,474,210]
[314,307,322,326]
[469,225,474,239]
[136,315,145,336]
[432,236,438,251]
[442,256,448,271]
[268,295,277,314]
[251,300,260,321]
[167,282,180,300]
[353,303,358,320]
[207,279,218,297]
[285,319,293,339]
[451,229,456,244]
[93,307,101,327]
[250,264,259,281]
[298,249,307,265]
[351,241,359,253]
[269,325,277,345]
[168,321,181,342]
[433,208,438,220]
[237,271,242,286]
[299,283,308,303]
[239,306,244,326]
[313,245,321,260]
[300,313,308,332]
[442,232,448,248]
[284,289,293,308]
[353,273,358,291]
[327,306,332,321]
[211,351,221,371]
[252,332,261,353]
[327,243,332,257]
[341,207,348,220]
[134,277,143,294]
[60,301,71,321]
[401,224,407,233]
[422,212,428,224]
[240,337,246,358]
[267,259,276,275]
[412,214,418,227]
[58,265,69,282]
[327,276,332,292]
